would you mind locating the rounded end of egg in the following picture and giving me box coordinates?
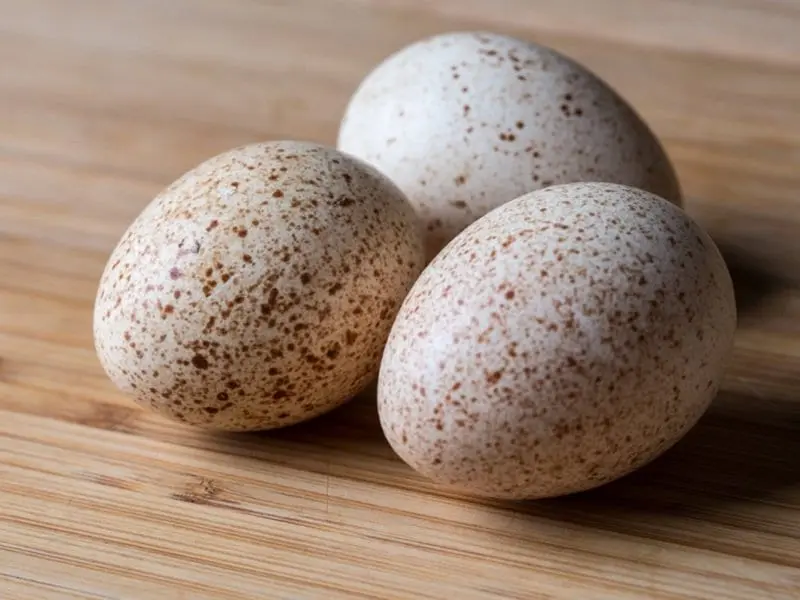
[337,30,682,262]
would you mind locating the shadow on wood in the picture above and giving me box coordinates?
[718,242,784,319]
[482,390,800,564]
[263,379,391,452]
[207,379,401,470]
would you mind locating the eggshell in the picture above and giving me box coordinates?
[377,182,736,500]
[94,141,425,431]
[338,31,682,259]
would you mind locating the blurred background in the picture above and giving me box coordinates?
[3,0,798,279]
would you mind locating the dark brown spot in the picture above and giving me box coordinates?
[272,189,284,198]
[192,355,209,370]
[261,288,279,317]
[300,273,311,285]
[486,370,503,385]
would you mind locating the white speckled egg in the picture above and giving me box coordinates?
[338,31,682,259]
[378,182,736,499]
[94,141,425,431]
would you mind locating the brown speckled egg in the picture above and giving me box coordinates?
[377,182,736,500]
[94,141,425,431]
[338,31,682,260]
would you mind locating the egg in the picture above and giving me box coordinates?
[377,182,736,500]
[94,141,425,431]
[338,31,682,260]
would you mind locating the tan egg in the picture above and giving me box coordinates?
[338,31,682,260]
[378,182,736,500]
[94,141,425,431]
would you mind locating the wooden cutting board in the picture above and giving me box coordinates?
[1,1,798,598]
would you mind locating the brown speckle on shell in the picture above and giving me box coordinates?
[93,141,425,432]
[377,182,736,500]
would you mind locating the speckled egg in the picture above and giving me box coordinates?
[338,31,682,260]
[94,141,425,431]
[377,182,736,499]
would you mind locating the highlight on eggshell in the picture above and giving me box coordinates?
[338,31,682,260]
[377,182,736,500]
[93,140,425,432]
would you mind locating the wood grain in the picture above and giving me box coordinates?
[0,1,798,598]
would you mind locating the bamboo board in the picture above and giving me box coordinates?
[0,1,798,598]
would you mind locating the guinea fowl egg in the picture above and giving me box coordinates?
[378,182,736,500]
[338,31,682,260]
[94,141,425,431]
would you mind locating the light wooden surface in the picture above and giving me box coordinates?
[1,1,799,598]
